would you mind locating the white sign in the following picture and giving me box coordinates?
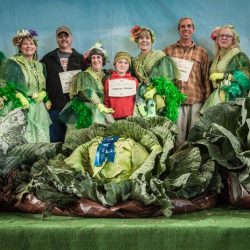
[171,57,194,82]
[109,79,136,97]
[59,70,81,93]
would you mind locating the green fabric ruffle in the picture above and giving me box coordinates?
[0,82,23,110]
[153,77,186,122]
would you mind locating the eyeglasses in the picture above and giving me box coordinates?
[57,33,70,39]
[218,34,234,39]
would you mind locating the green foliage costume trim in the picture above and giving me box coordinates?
[0,57,28,94]
[71,97,92,129]
[152,77,186,122]
[0,51,5,67]
[0,82,23,109]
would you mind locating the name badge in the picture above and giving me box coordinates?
[171,57,194,82]
[59,70,81,93]
[109,79,136,97]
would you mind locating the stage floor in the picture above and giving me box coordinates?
[0,207,249,250]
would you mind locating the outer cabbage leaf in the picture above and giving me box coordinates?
[127,116,177,176]
[164,145,218,198]
[26,163,172,214]
[62,123,106,154]
[188,99,250,170]
[1,142,61,176]
[188,102,241,142]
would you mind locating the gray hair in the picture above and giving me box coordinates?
[178,17,195,30]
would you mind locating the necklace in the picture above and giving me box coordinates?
[29,62,39,81]
[13,55,45,93]
[28,61,43,91]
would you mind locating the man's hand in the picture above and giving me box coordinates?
[45,100,52,110]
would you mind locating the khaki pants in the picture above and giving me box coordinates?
[176,103,202,147]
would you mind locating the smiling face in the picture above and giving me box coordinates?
[91,54,103,71]
[19,36,37,60]
[216,28,235,49]
[115,59,130,76]
[137,30,152,54]
[178,18,195,42]
[56,32,72,52]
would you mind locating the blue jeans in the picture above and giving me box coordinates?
[49,109,66,142]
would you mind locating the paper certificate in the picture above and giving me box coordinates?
[59,70,81,93]
[171,57,194,82]
[109,79,136,97]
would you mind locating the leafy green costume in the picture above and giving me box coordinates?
[60,67,114,133]
[0,55,51,142]
[201,48,250,113]
[0,51,5,67]
[132,50,186,122]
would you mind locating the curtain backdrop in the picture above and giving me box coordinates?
[0,0,249,68]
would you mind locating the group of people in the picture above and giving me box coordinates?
[1,17,250,149]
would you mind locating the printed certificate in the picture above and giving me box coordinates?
[171,57,194,82]
[59,70,81,93]
[109,79,136,97]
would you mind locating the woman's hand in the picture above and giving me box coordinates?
[144,87,156,100]
[209,73,224,88]
[0,96,6,109]
[97,103,115,114]
[16,92,29,109]
[32,91,47,103]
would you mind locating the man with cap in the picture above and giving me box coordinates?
[104,51,138,119]
[41,25,85,142]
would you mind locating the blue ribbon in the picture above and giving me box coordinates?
[94,136,119,167]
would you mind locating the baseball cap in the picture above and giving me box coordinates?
[56,26,72,36]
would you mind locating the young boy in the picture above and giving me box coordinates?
[104,52,138,119]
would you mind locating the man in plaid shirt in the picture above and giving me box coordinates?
[164,17,211,147]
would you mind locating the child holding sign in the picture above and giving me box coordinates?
[104,52,138,119]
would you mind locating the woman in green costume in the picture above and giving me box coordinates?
[0,51,6,109]
[130,25,185,122]
[60,42,114,133]
[0,51,5,67]
[0,29,51,143]
[201,25,250,113]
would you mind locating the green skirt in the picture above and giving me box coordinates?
[200,89,225,114]
[25,102,51,143]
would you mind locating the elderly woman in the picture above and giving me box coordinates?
[60,42,114,132]
[201,25,250,113]
[0,29,51,143]
[130,25,185,122]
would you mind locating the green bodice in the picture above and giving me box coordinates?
[132,50,165,83]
